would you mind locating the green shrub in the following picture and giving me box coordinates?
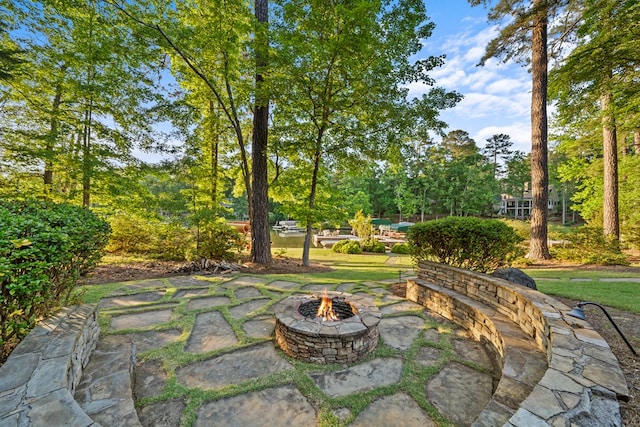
[106,213,194,261]
[390,242,411,254]
[197,219,246,261]
[0,200,110,353]
[348,210,373,239]
[106,212,157,254]
[331,239,362,254]
[408,217,523,273]
[551,226,629,265]
[361,238,386,253]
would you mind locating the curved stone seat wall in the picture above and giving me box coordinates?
[0,304,101,426]
[407,260,630,426]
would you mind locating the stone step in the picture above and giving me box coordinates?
[407,279,548,426]
[74,335,142,427]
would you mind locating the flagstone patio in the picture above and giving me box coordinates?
[87,274,501,426]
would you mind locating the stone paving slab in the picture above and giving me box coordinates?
[176,343,293,390]
[336,282,357,292]
[242,316,275,339]
[122,280,167,291]
[415,346,442,367]
[452,338,494,370]
[110,309,173,331]
[266,280,301,290]
[378,316,425,350]
[309,358,403,398]
[185,311,238,353]
[234,286,263,299]
[134,359,167,400]
[350,393,437,427]
[194,385,317,427]
[224,276,268,286]
[137,399,186,427]
[426,362,493,426]
[128,329,182,353]
[379,300,424,315]
[229,298,271,319]
[166,276,217,288]
[100,291,166,308]
[186,295,231,311]
[173,288,209,299]
[302,283,334,293]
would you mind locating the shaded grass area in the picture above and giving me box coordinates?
[523,269,640,314]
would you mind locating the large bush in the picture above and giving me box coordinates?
[408,217,523,273]
[551,226,629,265]
[361,238,386,253]
[106,213,194,260]
[0,200,110,353]
[197,218,246,261]
[390,242,411,254]
[331,239,362,254]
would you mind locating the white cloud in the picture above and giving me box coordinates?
[474,123,531,153]
[414,18,536,152]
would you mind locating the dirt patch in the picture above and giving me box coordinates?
[82,256,332,285]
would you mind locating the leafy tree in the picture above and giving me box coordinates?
[469,0,575,260]
[439,130,497,216]
[251,0,271,264]
[550,0,640,241]
[1,0,168,207]
[271,0,456,266]
[482,133,513,179]
[0,21,23,81]
[111,0,272,264]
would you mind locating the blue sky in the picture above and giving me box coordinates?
[410,1,533,154]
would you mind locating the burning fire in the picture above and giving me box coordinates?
[316,289,339,321]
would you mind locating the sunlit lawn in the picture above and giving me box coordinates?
[267,247,414,283]
[84,250,640,314]
[522,268,640,313]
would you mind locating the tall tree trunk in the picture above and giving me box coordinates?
[250,0,272,264]
[528,0,551,260]
[209,99,219,209]
[601,90,619,239]
[44,85,63,200]
[634,129,640,155]
[302,136,323,267]
[82,103,93,207]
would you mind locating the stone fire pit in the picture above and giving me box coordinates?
[273,292,380,364]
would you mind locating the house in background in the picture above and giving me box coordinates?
[498,185,560,218]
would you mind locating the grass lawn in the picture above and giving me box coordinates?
[522,268,640,314]
[84,250,640,314]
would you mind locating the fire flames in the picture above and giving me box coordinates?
[316,289,339,321]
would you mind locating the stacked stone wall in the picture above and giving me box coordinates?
[0,304,101,426]
[407,260,630,426]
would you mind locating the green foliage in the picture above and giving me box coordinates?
[106,212,246,261]
[197,219,246,261]
[0,200,110,351]
[551,226,629,265]
[348,210,373,239]
[106,213,194,261]
[361,238,386,253]
[390,242,411,254]
[331,240,362,254]
[408,216,523,273]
